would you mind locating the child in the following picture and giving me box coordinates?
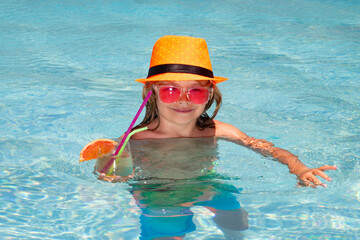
[131,35,337,188]
[99,35,337,239]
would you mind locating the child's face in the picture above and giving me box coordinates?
[153,80,211,126]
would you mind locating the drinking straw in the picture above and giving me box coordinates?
[100,91,152,173]
[114,126,148,158]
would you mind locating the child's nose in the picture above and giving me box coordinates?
[178,90,190,103]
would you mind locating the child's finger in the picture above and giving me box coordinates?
[314,170,332,181]
[298,179,310,187]
[309,176,326,187]
[318,165,337,171]
[298,179,316,188]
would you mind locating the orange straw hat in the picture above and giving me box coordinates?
[135,35,228,84]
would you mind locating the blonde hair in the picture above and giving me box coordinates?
[132,81,222,131]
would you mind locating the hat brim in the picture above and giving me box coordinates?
[135,73,228,84]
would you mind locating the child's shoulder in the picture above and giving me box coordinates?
[214,120,248,141]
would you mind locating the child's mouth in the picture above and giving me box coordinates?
[172,108,194,113]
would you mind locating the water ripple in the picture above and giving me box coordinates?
[0,166,140,239]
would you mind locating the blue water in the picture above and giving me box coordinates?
[1,0,360,239]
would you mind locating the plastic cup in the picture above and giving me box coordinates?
[95,140,133,176]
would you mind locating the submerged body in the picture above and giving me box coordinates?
[129,137,248,239]
[130,137,218,180]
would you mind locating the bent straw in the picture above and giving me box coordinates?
[114,127,148,158]
[100,91,152,173]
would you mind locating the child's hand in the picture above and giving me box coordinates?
[297,165,337,188]
[98,173,133,183]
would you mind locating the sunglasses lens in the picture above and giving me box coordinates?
[188,88,209,104]
[157,86,210,104]
[158,86,181,103]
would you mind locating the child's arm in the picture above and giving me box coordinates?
[214,120,337,187]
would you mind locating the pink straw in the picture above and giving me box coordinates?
[100,91,152,173]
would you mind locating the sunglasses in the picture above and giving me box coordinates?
[153,85,213,104]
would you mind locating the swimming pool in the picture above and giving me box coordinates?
[1,0,359,239]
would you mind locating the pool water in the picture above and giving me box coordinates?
[1,0,359,239]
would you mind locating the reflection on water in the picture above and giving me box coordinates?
[128,137,248,239]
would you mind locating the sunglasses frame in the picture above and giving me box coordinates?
[152,84,214,104]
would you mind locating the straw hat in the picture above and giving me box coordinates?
[135,35,228,84]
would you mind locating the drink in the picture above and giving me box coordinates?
[95,141,133,176]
